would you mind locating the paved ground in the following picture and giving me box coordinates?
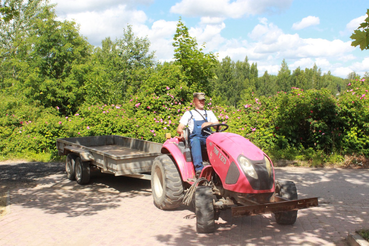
[0,161,368,246]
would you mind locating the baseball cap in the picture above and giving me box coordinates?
[193,92,205,100]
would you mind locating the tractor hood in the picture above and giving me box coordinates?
[207,132,274,194]
[207,132,265,161]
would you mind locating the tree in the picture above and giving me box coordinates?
[235,57,253,106]
[363,71,369,81]
[347,71,360,80]
[92,26,155,102]
[351,9,369,50]
[213,56,234,105]
[0,0,92,114]
[256,71,277,97]
[276,59,291,92]
[0,0,44,89]
[173,19,217,96]
[290,67,306,90]
[311,63,322,89]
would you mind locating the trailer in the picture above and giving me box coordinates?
[56,135,163,184]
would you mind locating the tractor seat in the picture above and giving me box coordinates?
[181,128,209,163]
[182,128,192,162]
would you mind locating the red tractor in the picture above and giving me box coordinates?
[151,124,318,233]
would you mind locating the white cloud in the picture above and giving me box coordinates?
[292,16,320,30]
[315,58,331,68]
[350,57,369,73]
[290,58,314,69]
[340,14,366,36]
[332,67,354,78]
[249,19,284,45]
[213,18,357,77]
[53,3,148,46]
[145,20,179,62]
[293,38,353,58]
[346,15,367,32]
[200,17,225,25]
[170,0,293,18]
[189,22,226,51]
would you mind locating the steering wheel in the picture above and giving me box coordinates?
[202,123,229,135]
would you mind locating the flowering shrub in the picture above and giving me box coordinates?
[275,88,339,153]
[337,78,369,155]
[1,78,369,162]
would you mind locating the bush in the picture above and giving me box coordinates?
[337,79,369,155]
[275,88,339,153]
[1,78,369,164]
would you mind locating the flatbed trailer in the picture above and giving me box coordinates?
[56,135,163,184]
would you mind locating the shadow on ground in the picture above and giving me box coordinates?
[0,161,151,217]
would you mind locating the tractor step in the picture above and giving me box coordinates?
[231,197,319,217]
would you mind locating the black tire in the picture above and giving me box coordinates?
[195,186,215,233]
[151,155,184,210]
[274,181,298,225]
[75,157,90,185]
[65,153,76,180]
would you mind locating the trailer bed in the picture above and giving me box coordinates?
[56,135,163,176]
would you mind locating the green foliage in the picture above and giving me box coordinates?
[351,9,369,50]
[337,78,369,155]
[0,1,19,23]
[275,88,339,153]
[357,229,369,241]
[256,71,277,97]
[173,19,217,96]
[92,26,155,103]
[212,56,258,107]
[276,59,291,92]
[0,0,92,115]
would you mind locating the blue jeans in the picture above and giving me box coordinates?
[190,136,207,172]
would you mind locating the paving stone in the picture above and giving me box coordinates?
[1,163,369,245]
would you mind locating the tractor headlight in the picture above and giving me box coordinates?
[238,155,258,179]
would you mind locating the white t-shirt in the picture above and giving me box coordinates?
[179,109,218,133]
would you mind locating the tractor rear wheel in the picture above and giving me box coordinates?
[151,155,184,210]
[274,181,298,225]
[195,186,215,233]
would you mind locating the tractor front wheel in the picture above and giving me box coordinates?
[151,155,184,210]
[195,186,215,233]
[274,181,298,225]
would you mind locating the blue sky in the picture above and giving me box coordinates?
[50,0,369,78]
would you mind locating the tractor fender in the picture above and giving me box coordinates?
[161,138,195,182]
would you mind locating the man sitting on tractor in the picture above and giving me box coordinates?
[176,92,219,177]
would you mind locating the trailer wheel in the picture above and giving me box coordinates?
[66,153,76,180]
[151,155,184,210]
[75,157,90,185]
[195,186,215,233]
[274,181,298,225]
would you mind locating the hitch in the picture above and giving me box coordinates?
[232,197,319,217]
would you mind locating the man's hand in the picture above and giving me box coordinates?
[201,122,213,128]
[202,122,221,131]
[175,133,184,141]
[176,123,186,141]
